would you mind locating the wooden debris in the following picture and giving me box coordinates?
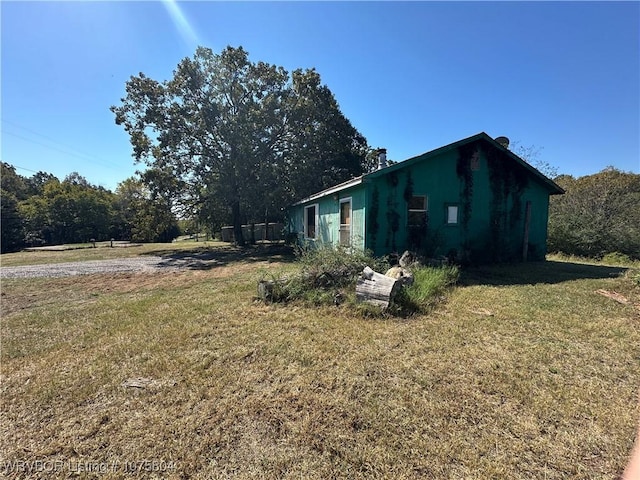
[122,377,154,389]
[122,377,176,389]
[595,289,631,305]
[385,266,414,286]
[469,308,494,316]
[356,266,399,309]
[399,250,417,268]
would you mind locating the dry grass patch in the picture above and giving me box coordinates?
[1,255,639,479]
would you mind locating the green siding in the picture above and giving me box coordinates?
[365,140,553,262]
[290,186,366,251]
[289,134,560,263]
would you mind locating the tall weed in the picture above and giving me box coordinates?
[392,265,460,315]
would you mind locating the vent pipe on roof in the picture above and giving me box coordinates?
[495,136,510,149]
[377,148,387,170]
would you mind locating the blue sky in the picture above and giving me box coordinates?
[2,1,638,191]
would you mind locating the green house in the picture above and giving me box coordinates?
[287,132,564,263]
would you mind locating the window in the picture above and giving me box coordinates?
[339,198,351,246]
[446,205,459,225]
[470,150,481,171]
[304,204,318,239]
[407,195,427,227]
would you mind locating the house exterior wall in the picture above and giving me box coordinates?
[288,135,559,263]
[365,140,551,262]
[364,148,464,257]
[289,185,366,251]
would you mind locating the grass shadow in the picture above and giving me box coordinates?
[144,243,296,271]
[460,260,628,287]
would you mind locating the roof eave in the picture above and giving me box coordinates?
[290,132,564,207]
[367,131,564,195]
[291,176,364,206]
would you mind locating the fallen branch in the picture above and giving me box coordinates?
[595,289,630,305]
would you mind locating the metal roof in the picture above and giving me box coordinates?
[290,132,564,206]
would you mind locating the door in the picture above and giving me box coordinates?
[339,198,351,246]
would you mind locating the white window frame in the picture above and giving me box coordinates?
[304,203,319,240]
[339,197,352,246]
[446,204,459,225]
[407,195,428,227]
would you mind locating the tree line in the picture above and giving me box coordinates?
[0,163,180,253]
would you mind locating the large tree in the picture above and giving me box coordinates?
[1,162,30,201]
[113,176,180,243]
[111,46,369,244]
[0,189,24,253]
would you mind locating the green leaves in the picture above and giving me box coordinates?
[111,45,370,243]
[548,168,640,259]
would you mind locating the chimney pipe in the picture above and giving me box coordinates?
[377,148,387,170]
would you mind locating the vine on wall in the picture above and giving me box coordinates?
[403,170,414,203]
[404,169,428,251]
[455,142,476,233]
[385,172,400,251]
[486,144,529,261]
[368,185,380,251]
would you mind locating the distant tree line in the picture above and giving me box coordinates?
[548,167,640,260]
[515,144,639,261]
[0,162,180,253]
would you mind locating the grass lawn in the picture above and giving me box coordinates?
[0,240,230,268]
[1,245,639,479]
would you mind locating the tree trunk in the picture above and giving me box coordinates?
[232,200,244,246]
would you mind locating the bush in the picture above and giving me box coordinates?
[548,169,640,260]
[259,244,458,316]
[294,244,390,287]
[392,265,460,316]
[259,245,389,305]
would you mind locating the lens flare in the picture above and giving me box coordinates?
[161,0,198,46]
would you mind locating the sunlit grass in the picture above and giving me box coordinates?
[548,252,640,268]
[1,250,639,478]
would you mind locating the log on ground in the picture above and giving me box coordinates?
[356,266,399,309]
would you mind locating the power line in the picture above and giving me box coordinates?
[2,130,125,172]
[2,118,121,165]
[8,164,41,175]
[1,120,126,171]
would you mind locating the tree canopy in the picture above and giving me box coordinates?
[111,46,371,244]
[548,167,640,259]
[0,165,180,252]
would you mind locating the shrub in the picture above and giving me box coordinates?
[392,265,460,316]
[259,244,458,316]
[548,169,640,260]
[294,244,390,287]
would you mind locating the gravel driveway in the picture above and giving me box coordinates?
[1,245,290,279]
[0,256,184,279]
